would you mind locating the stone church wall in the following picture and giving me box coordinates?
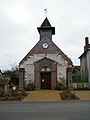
[19,54,45,84]
[19,54,69,85]
[47,54,68,85]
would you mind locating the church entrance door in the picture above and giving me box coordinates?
[41,73,51,89]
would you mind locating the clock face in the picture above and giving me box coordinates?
[42,43,48,48]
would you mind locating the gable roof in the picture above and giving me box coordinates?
[79,37,90,59]
[79,48,90,59]
[79,51,87,59]
[19,36,72,65]
[34,57,57,70]
[34,57,57,64]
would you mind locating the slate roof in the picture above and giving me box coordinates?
[37,17,55,35]
[41,17,51,27]
[19,36,72,66]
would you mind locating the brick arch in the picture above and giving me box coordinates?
[34,57,57,89]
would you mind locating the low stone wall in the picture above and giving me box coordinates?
[73,82,88,89]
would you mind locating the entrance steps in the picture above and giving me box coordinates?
[23,90,61,102]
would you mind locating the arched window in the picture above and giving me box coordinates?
[41,66,51,72]
[41,68,45,72]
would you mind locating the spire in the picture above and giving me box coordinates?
[37,17,55,40]
[41,17,51,27]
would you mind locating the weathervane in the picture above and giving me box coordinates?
[44,8,48,17]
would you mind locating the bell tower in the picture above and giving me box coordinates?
[37,17,55,40]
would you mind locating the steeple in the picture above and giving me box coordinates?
[41,17,51,27]
[37,17,55,40]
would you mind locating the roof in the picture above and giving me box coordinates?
[79,38,90,59]
[34,57,57,64]
[41,17,51,27]
[79,51,86,59]
[37,17,55,35]
[19,36,72,66]
[79,48,90,59]
[74,66,80,71]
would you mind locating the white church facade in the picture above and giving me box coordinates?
[19,17,72,89]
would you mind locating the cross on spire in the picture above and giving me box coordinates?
[44,8,48,17]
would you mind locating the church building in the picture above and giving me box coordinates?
[19,17,72,89]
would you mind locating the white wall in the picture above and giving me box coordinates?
[87,51,90,82]
[19,54,69,85]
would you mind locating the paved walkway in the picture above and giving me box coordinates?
[75,91,90,100]
[23,90,61,102]
[23,90,90,102]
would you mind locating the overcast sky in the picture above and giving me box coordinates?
[0,0,90,70]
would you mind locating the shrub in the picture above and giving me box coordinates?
[0,89,27,101]
[68,92,76,99]
[0,78,9,86]
[0,84,4,91]
[60,86,68,91]
[55,85,61,90]
[21,90,27,96]
[25,83,35,91]
[60,90,79,100]
[9,83,16,89]
[55,85,67,91]
[60,91,68,100]
[0,85,4,96]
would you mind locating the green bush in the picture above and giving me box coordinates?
[0,85,4,96]
[0,84,4,91]
[0,89,27,101]
[21,90,27,96]
[9,83,16,89]
[60,86,68,91]
[0,78,9,86]
[68,92,76,99]
[25,83,35,91]
[55,85,67,91]
[60,90,79,100]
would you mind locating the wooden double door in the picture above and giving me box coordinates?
[41,72,51,89]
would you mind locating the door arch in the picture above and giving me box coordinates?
[34,57,57,89]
